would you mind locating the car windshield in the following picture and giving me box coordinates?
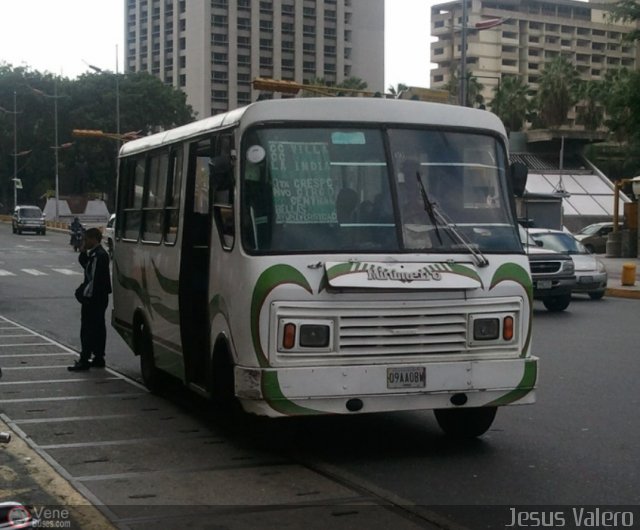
[19,208,42,218]
[241,126,520,254]
[532,232,587,255]
[578,224,605,236]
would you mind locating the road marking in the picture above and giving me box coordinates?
[12,413,141,424]
[0,393,146,404]
[0,352,76,357]
[21,269,47,276]
[0,365,91,370]
[52,268,82,276]
[0,343,53,348]
[0,269,16,276]
[0,377,120,385]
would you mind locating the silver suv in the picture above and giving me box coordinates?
[12,205,46,235]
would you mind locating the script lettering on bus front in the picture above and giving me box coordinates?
[268,141,338,224]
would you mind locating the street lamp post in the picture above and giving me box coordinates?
[0,91,22,210]
[85,45,122,186]
[460,0,468,107]
[32,79,67,221]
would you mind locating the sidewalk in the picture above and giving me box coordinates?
[1,419,114,529]
[599,256,640,300]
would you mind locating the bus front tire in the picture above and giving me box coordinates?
[136,323,162,394]
[434,406,497,439]
[210,344,236,409]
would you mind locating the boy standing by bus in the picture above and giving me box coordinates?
[68,228,112,371]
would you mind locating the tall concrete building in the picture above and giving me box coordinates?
[125,0,385,118]
[430,0,640,121]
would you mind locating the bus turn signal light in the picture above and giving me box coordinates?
[503,316,514,341]
[283,323,296,350]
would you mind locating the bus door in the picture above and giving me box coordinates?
[179,138,214,389]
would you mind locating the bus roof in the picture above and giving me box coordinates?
[119,98,507,157]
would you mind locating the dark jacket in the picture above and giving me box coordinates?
[79,244,112,302]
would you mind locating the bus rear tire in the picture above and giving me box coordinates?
[136,322,162,394]
[434,406,497,439]
[211,342,237,411]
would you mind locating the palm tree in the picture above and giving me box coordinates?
[575,80,604,131]
[387,83,409,98]
[336,76,369,96]
[301,77,332,98]
[536,56,580,129]
[490,75,532,133]
[444,70,485,108]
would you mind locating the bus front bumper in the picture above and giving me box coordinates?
[234,357,538,417]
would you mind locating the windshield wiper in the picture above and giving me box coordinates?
[416,171,443,245]
[415,171,489,268]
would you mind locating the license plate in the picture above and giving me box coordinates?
[580,276,593,284]
[537,280,552,289]
[387,367,426,389]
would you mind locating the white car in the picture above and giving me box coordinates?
[528,228,607,300]
[104,214,115,257]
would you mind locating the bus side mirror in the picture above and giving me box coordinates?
[510,162,528,198]
[210,155,234,191]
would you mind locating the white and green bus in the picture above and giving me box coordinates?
[113,98,536,437]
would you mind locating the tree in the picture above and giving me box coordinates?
[444,70,485,108]
[336,76,368,96]
[387,83,408,98]
[601,69,640,144]
[0,64,195,212]
[575,80,605,131]
[607,1,640,42]
[536,56,580,128]
[489,75,532,133]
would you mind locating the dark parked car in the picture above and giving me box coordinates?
[12,205,46,235]
[574,222,620,254]
[520,227,576,312]
[529,228,607,300]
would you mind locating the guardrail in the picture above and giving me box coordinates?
[0,217,107,232]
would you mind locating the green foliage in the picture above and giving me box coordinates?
[536,56,580,128]
[444,70,485,108]
[387,83,409,98]
[0,64,195,212]
[490,75,532,133]
[301,76,369,98]
[575,80,605,131]
[607,1,640,42]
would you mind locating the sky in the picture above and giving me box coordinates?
[0,0,437,90]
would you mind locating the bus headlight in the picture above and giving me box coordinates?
[469,314,517,345]
[299,324,331,348]
[473,318,500,341]
[278,319,334,353]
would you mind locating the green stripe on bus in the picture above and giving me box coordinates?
[251,265,313,367]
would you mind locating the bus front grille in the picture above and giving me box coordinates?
[272,298,523,363]
[339,313,467,356]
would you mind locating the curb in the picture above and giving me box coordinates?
[0,417,115,529]
[605,287,640,300]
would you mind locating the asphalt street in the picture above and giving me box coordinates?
[1,222,640,530]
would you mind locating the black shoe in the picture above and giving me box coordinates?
[89,358,106,368]
[68,361,90,372]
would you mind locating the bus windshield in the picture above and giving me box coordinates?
[241,126,520,254]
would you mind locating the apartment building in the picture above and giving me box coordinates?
[430,0,640,119]
[125,0,385,118]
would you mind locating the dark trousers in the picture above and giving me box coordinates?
[80,297,108,363]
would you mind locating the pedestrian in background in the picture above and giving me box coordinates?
[68,227,112,371]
